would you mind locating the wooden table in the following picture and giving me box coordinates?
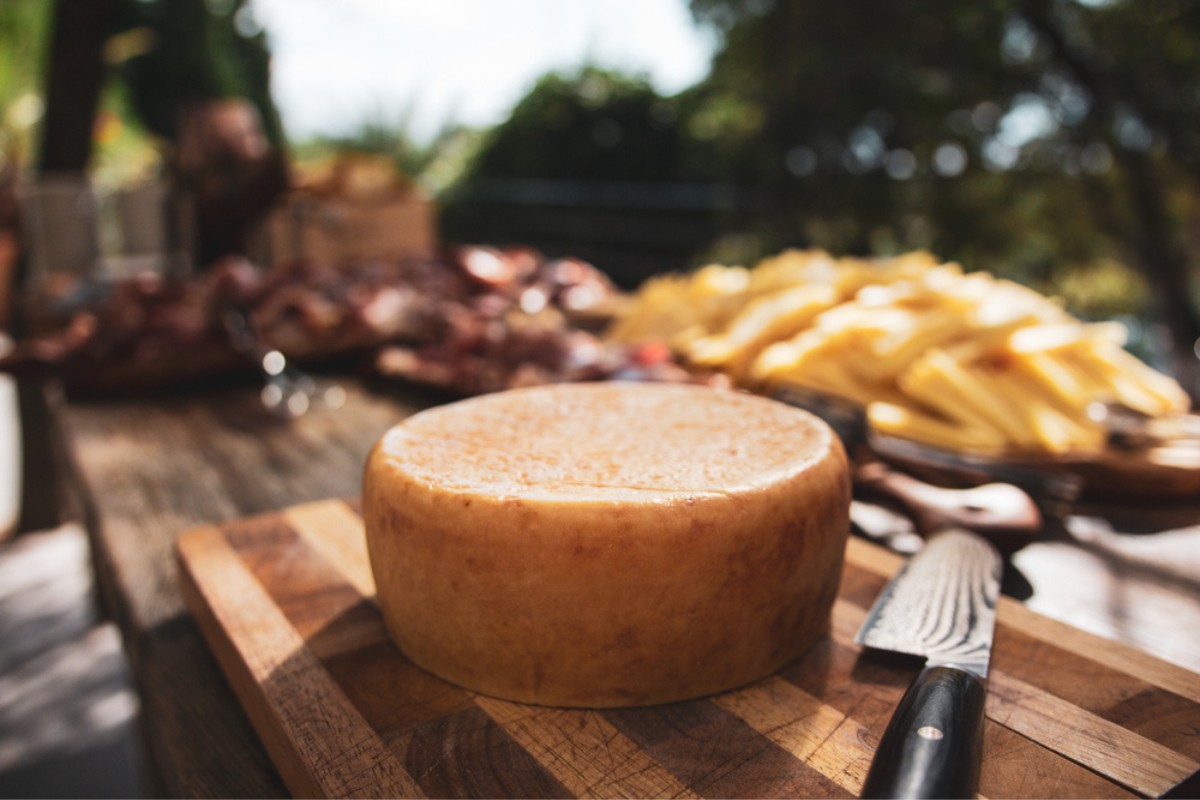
[49,376,434,798]
[43,374,1200,798]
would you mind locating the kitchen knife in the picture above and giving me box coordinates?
[855,528,1002,799]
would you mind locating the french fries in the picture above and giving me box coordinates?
[685,284,839,380]
[606,249,1191,455]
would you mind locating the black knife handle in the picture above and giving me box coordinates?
[861,665,988,799]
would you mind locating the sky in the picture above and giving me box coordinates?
[249,0,718,144]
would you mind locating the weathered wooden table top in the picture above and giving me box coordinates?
[52,376,436,798]
[46,375,1200,798]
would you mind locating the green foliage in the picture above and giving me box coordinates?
[675,0,1200,331]
[0,0,53,166]
[439,66,695,247]
[418,126,488,196]
[466,67,688,182]
[90,80,162,191]
[116,0,282,145]
[0,0,51,106]
[1055,259,1151,319]
[297,114,434,185]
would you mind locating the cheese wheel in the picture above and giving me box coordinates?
[363,382,850,707]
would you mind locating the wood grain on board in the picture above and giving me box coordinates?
[177,498,1200,799]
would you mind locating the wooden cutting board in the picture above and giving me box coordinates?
[176,498,1200,799]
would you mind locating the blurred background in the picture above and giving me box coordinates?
[0,0,1198,396]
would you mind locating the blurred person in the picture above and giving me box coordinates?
[170,96,286,269]
[39,0,287,271]
[114,0,286,268]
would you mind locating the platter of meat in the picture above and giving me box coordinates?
[0,247,711,397]
[370,247,711,396]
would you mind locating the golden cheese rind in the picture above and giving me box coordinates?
[364,382,850,707]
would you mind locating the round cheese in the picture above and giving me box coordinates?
[363,381,850,707]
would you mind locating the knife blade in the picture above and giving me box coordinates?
[855,528,1002,799]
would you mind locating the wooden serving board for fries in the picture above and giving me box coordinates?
[873,435,1200,500]
[770,385,1200,499]
[177,498,1200,799]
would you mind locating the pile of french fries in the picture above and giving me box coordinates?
[606,249,1190,455]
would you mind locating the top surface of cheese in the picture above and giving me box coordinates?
[375,382,837,503]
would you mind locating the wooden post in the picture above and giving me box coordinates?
[38,0,113,174]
